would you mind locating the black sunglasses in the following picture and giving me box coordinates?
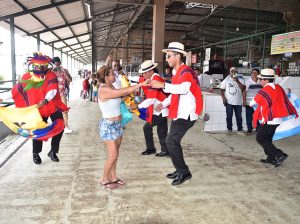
[166,53,178,59]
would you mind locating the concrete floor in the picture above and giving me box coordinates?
[0,81,299,224]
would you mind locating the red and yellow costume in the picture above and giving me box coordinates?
[0,53,67,141]
[12,71,67,118]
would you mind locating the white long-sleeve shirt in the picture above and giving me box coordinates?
[162,81,198,121]
[138,73,169,117]
[1,89,57,102]
[138,98,168,117]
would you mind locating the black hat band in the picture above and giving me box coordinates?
[167,47,184,51]
[141,64,155,71]
[260,74,275,78]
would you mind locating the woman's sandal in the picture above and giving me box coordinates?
[100,181,118,189]
[112,179,126,187]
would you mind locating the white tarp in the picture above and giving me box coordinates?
[273,93,300,141]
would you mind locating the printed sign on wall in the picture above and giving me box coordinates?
[271,30,300,55]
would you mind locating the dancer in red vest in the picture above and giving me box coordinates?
[250,68,298,167]
[150,42,203,186]
[137,60,169,157]
[0,53,68,164]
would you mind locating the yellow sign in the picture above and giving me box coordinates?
[271,30,300,55]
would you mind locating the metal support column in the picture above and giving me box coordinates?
[74,59,78,74]
[142,23,145,61]
[223,8,228,59]
[73,58,75,75]
[70,57,72,75]
[10,18,16,84]
[262,33,266,68]
[72,57,74,74]
[37,34,40,51]
[246,41,249,61]
[60,51,62,60]
[92,22,96,73]
[255,0,259,33]
[121,36,128,67]
[52,43,54,58]
[152,0,165,72]
[66,52,69,70]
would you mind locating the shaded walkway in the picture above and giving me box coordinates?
[0,82,299,223]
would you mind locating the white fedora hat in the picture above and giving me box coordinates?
[230,67,237,72]
[257,68,278,79]
[138,60,158,73]
[162,42,187,56]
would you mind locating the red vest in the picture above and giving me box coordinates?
[140,74,168,123]
[83,79,90,90]
[253,84,298,127]
[12,71,68,118]
[169,64,203,119]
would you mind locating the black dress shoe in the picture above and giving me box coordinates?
[141,149,156,155]
[166,170,178,179]
[172,172,192,186]
[274,153,288,167]
[48,151,59,162]
[260,157,276,165]
[155,151,169,157]
[33,153,42,164]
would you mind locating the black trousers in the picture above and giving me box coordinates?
[226,104,243,131]
[166,118,196,173]
[32,111,64,154]
[245,105,254,132]
[143,114,168,152]
[256,124,284,160]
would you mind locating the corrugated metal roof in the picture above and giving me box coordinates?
[19,0,50,9]
[77,34,90,42]
[0,0,154,63]
[64,38,79,45]
[0,1,22,16]
[62,47,71,52]
[40,32,59,42]
[54,41,66,48]
[58,1,84,22]
[0,0,298,65]
[0,0,91,64]
[14,14,45,33]
[33,8,64,27]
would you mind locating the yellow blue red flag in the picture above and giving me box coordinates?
[0,105,64,140]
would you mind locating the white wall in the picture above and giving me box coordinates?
[201,76,300,132]
[201,92,247,132]
[276,76,300,97]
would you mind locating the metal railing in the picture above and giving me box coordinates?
[0,80,16,107]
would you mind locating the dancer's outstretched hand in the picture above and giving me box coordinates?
[128,104,138,110]
[37,99,48,108]
[149,80,164,89]
[139,79,149,87]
